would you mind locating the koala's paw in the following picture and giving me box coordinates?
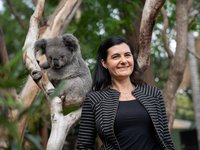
[60,95,65,101]
[32,70,42,82]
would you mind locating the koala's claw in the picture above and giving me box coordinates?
[60,95,65,101]
[47,88,55,96]
[32,70,42,81]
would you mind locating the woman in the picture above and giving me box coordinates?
[76,35,174,150]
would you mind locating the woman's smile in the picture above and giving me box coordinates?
[117,66,130,70]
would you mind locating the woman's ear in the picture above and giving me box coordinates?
[101,59,107,69]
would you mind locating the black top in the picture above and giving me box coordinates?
[114,99,160,150]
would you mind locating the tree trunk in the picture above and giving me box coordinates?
[179,62,191,89]
[162,0,188,130]
[125,1,155,86]
[196,35,200,56]
[188,32,200,149]
[46,99,82,150]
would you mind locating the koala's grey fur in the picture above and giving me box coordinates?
[33,34,92,107]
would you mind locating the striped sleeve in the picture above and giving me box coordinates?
[76,93,97,150]
[157,90,175,150]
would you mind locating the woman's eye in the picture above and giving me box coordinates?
[125,53,132,57]
[112,55,119,59]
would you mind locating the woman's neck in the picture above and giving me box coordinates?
[111,78,134,93]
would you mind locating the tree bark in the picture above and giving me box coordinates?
[143,62,155,86]
[46,97,82,150]
[137,0,165,71]
[188,32,200,149]
[0,28,9,64]
[125,0,145,55]
[41,0,82,38]
[19,0,45,142]
[179,45,200,90]
[163,0,188,130]
[161,7,174,60]
[179,63,191,89]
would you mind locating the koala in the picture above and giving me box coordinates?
[33,34,92,107]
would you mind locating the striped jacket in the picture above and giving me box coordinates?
[76,84,175,150]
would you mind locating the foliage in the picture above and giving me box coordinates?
[0,51,27,149]
[24,92,50,149]
[0,51,27,90]
[0,0,33,57]
[0,96,21,149]
[0,53,49,149]
[176,91,195,121]
[70,0,142,57]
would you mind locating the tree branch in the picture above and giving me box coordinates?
[41,0,82,38]
[188,9,199,28]
[161,7,174,60]
[188,48,200,60]
[19,0,45,142]
[47,97,82,150]
[137,0,166,71]
[5,0,27,31]
[0,28,9,64]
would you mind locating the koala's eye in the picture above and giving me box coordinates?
[61,55,65,59]
[49,57,52,61]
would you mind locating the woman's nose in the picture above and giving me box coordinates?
[120,56,127,63]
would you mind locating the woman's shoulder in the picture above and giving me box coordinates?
[85,88,111,103]
[136,83,161,96]
[87,88,107,96]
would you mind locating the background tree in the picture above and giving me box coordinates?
[188,32,200,149]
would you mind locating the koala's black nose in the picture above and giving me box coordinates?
[53,59,59,67]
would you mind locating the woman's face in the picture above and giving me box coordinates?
[101,43,134,80]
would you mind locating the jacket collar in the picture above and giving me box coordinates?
[104,84,159,133]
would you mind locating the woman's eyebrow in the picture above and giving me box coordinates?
[124,51,131,54]
[110,54,120,58]
[111,53,120,56]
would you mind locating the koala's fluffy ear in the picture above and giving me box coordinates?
[62,34,79,52]
[34,39,47,54]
